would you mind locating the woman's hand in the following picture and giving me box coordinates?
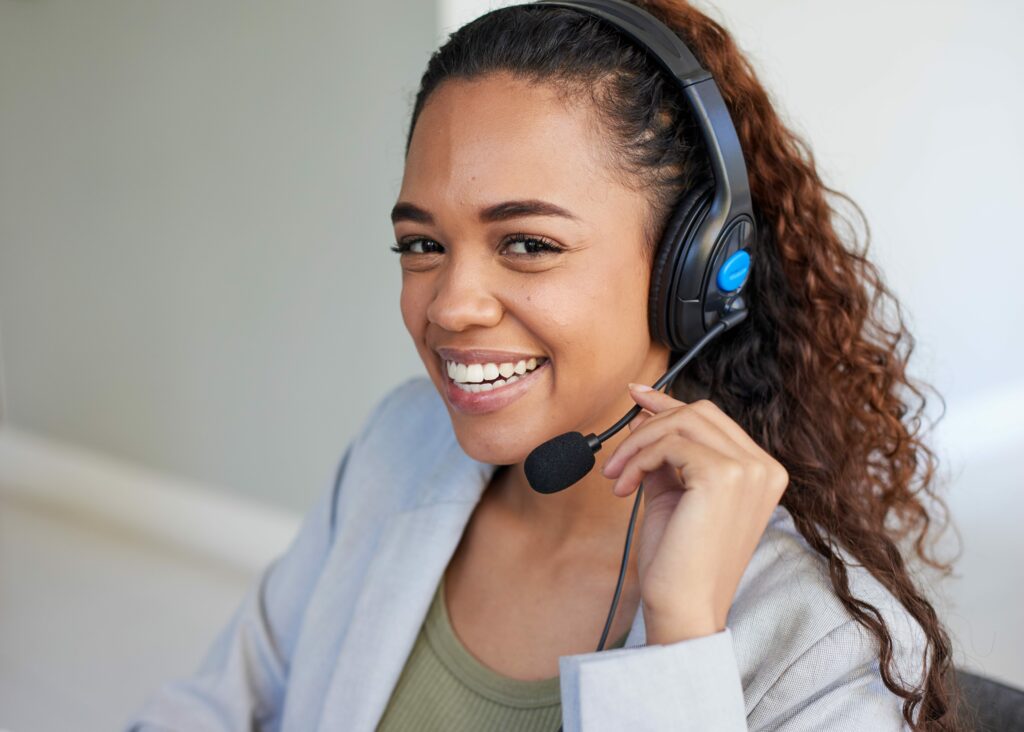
[600,383,789,645]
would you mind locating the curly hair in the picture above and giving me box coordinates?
[403,2,960,728]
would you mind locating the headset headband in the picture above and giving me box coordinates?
[534,0,752,224]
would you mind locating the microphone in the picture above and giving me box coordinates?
[524,309,748,494]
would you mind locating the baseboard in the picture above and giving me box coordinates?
[0,425,300,574]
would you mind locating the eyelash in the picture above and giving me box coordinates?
[389,233,564,257]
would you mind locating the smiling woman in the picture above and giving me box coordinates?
[392,74,669,462]
[125,2,961,731]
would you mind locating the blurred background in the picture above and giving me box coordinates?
[1,0,1021,729]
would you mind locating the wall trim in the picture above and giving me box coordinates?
[0,425,300,574]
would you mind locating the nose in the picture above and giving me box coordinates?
[425,256,504,332]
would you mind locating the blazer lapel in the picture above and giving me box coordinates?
[316,446,496,731]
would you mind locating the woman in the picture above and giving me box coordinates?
[126,1,960,730]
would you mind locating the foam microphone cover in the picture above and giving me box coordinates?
[525,431,596,494]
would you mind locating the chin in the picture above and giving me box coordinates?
[447,419,537,466]
[426,356,567,464]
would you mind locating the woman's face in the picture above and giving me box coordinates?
[393,72,671,465]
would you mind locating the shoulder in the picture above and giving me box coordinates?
[344,375,456,472]
[356,374,449,439]
[729,505,927,713]
[343,373,454,487]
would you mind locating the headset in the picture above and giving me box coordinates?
[533,0,757,354]
[502,1,759,729]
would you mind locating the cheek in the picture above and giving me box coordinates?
[399,276,426,337]
[399,277,442,372]
[531,257,650,347]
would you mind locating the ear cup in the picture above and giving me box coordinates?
[648,181,714,351]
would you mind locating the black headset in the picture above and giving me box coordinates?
[535,0,756,354]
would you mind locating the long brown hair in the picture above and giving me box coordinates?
[406,2,959,728]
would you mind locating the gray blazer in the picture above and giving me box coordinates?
[125,377,926,731]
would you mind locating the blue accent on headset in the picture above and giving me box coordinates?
[716,250,750,292]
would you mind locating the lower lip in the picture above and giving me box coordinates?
[444,360,550,415]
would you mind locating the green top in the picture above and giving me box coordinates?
[378,573,630,731]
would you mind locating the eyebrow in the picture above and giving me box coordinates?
[390,199,580,226]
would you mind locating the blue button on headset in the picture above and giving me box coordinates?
[716,250,750,292]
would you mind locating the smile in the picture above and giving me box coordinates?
[445,357,547,393]
[439,354,550,415]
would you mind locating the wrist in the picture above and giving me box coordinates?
[643,602,722,645]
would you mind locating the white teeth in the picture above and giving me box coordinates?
[451,373,523,392]
[445,356,546,390]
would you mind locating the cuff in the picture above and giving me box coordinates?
[558,628,746,732]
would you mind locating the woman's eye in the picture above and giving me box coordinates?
[503,235,563,256]
[389,235,562,257]
[390,238,444,255]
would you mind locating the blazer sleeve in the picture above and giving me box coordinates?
[559,618,920,731]
[558,629,747,732]
[122,442,354,732]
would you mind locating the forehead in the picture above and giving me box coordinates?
[400,73,621,211]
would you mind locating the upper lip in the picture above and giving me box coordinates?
[436,347,546,364]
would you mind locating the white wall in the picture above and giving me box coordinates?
[441,0,1024,688]
[0,0,436,513]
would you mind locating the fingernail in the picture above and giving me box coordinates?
[628,382,653,392]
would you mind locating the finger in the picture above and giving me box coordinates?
[631,384,766,458]
[612,432,730,499]
[599,408,650,476]
[627,408,653,432]
[626,383,685,414]
[619,410,680,504]
[603,403,739,479]
[685,399,765,457]
[635,462,679,506]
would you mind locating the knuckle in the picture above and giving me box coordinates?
[692,399,719,416]
[671,407,700,430]
[746,460,768,484]
[771,462,790,491]
[665,432,688,449]
[721,459,744,483]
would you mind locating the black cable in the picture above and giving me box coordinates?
[596,482,644,652]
